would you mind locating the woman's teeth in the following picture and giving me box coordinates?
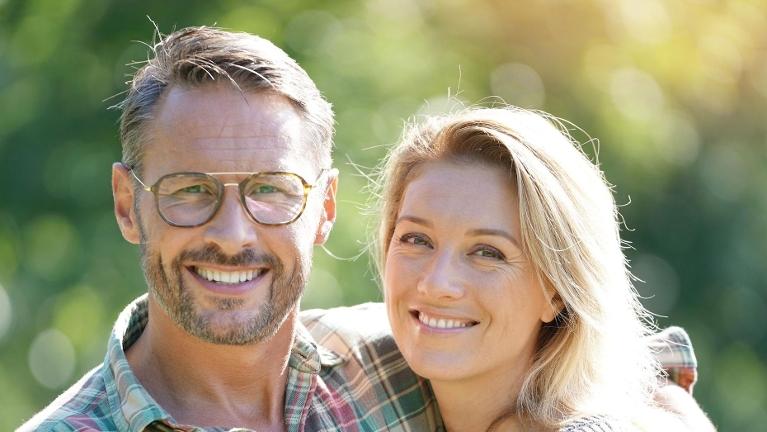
[418,311,474,329]
[194,267,262,284]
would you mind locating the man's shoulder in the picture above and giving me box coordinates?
[17,364,117,432]
[301,304,440,431]
[302,302,391,341]
[300,302,400,363]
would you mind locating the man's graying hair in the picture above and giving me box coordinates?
[117,26,335,173]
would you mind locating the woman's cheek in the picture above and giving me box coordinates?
[386,251,424,297]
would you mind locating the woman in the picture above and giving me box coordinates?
[373,106,691,431]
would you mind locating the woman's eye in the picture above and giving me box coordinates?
[399,233,432,248]
[471,246,506,261]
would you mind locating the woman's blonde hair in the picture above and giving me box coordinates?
[372,106,662,429]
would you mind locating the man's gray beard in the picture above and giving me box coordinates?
[138,231,308,345]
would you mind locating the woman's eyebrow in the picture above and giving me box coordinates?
[394,215,433,228]
[466,228,521,248]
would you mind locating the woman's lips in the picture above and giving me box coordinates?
[410,309,479,331]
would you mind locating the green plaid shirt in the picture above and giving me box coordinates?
[19,297,696,432]
[20,296,441,432]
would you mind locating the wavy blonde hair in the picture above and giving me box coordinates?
[372,106,662,429]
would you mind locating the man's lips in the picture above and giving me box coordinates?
[191,265,268,284]
[185,265,270,294]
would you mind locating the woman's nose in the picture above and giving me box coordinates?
[416,250,466,300]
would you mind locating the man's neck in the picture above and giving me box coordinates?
[125,298,295,432]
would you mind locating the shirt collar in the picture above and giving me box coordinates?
[103,294,342,431]
[290,321,344,372]
[104,294,171,431]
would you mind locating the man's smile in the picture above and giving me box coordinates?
[191,266,269,284]
[185,264,272,295]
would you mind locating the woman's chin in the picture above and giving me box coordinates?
[405,350,476,382]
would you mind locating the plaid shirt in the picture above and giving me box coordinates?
[19,297,441,432]
[19,298,696,432]
[649,325,698,393]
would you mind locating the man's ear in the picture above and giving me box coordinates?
[113,162,141,245]
[314,169,338,245]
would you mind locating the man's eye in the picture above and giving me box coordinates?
[471,246,506,261]
[254,184,279,194]
[179,185,208,194]
[399,233,432,248]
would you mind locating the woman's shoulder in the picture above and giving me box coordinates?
[558,415,626,432]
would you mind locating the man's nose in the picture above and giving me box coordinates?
[201,185,260,255]
[416,250,466,300]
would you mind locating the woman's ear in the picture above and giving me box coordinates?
[539,276,565,323]
[541,292,565,324]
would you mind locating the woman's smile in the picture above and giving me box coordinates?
[410,308,480,332]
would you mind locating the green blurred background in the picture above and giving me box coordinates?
[1,0,765,429]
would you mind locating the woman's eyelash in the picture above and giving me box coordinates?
[399,233,431,246]
[472,245,506,261]
[395,233,509,261]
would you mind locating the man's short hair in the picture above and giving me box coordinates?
[117,26,335,173]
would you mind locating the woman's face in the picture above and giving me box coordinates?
[384,159,556,384]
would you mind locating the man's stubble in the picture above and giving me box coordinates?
[136,211,309,345]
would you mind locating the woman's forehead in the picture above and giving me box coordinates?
[397,160,520,230]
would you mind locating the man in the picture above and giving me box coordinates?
[20,27,439,431]
[21,26,713,432]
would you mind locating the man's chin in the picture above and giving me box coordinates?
[181,306,280,345]
[143,246,304,345]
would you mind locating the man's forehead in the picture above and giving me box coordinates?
[141,84,317,175]
[152,85,304,137]
[158,139,303,160]
[142,138,313,174]
[164,139,295,153]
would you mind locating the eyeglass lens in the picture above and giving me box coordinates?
[155,173,307,226]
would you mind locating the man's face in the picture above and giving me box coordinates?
[114,83,335,345]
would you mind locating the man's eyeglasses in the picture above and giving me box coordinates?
[127,165,327,227]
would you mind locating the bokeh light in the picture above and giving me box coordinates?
[303,265,345,310]
[490,63,546,109]
[23,215,80,281]
[0,283,11,341]
[1,0,765,430]
[632,254,680,316]
[28,328,76,389]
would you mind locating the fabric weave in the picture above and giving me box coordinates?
[19,299,697,432]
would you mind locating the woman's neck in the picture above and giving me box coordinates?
[431,368,526,432]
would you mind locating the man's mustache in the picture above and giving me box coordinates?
[178,244,280,268]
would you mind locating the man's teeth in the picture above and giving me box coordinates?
[418,312,473,329]
[194,267,261,284]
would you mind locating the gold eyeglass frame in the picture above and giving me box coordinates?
[126,164,327,227]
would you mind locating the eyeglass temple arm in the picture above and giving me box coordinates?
[125,164,153,192]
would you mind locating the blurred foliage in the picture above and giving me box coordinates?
[1,0,765,429]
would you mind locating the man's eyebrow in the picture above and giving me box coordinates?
[467,228,521,248]
[394,215,433,228]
